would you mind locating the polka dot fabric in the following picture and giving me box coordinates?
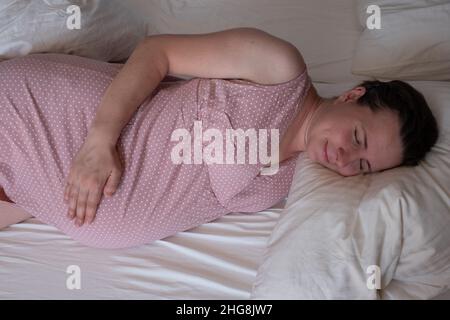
[0,53,310,248]
[198,71,311,212]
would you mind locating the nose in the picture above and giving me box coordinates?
[335,147,357,168]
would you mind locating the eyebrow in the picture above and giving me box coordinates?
[362,126,372,173]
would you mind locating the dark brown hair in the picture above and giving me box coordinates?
[355,80,438,166]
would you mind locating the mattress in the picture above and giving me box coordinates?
[0,200,285,299]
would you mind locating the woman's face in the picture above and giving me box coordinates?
[305,87,403,176]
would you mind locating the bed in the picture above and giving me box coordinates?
[0,0,449,300]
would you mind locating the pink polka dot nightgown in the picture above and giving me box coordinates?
[0,53,311,248]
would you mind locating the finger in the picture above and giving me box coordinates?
[104,169,122,196]
[64,173,74,203]
[68,185,79,220]
[75,188,89,227]
[64,181,71,203]
[85,188,101,225]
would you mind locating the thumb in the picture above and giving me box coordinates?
[104,169,122,197]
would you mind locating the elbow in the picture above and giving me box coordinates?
[138,36,170,80]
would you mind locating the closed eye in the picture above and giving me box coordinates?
[354,128,360,145]
[355,127,366,174]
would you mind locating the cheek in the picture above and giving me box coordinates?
[337,166,360,177]
[329,159,361,176]
[306,121,329,148]
[310,117,349,142]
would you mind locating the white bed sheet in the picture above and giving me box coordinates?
[0,200,285,299]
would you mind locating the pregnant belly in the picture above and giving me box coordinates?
[38,170,223,249]
[0,54,226,248]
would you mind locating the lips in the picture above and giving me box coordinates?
[324,140,329,163]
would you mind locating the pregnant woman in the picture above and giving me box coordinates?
[0,28,438,248]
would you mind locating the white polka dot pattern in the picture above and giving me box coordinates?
[0,53,310,248]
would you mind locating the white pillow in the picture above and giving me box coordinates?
[352,1,450,80]
[125,0,367,83]
[0,0,149,62]
[251,81,450,299]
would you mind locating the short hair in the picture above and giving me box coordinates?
[355,80,439,166]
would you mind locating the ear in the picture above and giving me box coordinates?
[335,86,366,104]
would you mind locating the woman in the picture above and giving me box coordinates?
[0,28,438,248]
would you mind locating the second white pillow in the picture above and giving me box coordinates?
[352,1,450,80]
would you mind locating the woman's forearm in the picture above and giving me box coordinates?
[88,37,169,144]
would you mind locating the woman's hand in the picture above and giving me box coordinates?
[64,133,123,227]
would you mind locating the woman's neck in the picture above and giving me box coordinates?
[280,85,324,159]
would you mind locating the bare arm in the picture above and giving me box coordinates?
[64,27,306,226]
[88,27,306,144]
